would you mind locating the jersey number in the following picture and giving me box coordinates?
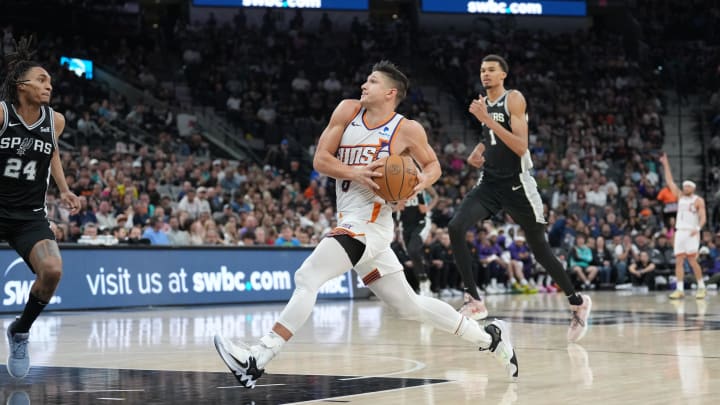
[341,180,351,192]
[4,158,37,181]
[489,129,497,145]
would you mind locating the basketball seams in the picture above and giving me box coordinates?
[383,158,393,202]
[372,155,417,202]
[396,156,406,202]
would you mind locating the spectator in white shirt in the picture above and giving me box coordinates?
[585,182,607,207]
[178,188,202,219]
[95,201,117,230]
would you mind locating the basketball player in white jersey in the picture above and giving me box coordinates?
[660,153,707,299]
[214,61,518,388]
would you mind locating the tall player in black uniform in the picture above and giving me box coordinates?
[0,37,81,378]
[448,55,591,342]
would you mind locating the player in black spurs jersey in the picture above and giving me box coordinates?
[448,55,592,341]
[0,36,80,378]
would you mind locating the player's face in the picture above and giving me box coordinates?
[480,62,507,89]
[682,184,694,196]
[360,72,395,106]
[18,67,53,105]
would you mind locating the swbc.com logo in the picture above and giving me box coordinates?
[3,257,62,306]
[242,0,322,8]
[467,0,543,14]
[83,265,349,296]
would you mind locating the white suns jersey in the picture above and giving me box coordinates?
[676,194,700,230]
[335,108,405,227]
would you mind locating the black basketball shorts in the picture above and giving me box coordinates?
[0,217,55,273]
[472,171,547,228]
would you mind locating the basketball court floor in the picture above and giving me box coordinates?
[1,291,718,404]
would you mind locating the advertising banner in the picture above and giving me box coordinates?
[0,247,369,313]
[422,0,587,16]
[192,0,368,10]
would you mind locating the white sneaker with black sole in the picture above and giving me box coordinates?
[214,334,275,389]
[480,319,519,380]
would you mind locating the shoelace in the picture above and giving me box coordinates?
[11,337,28,359]
[570,311,585,328]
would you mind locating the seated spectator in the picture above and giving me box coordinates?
[591,236,613,285]
[95,201,117,231]
[78,223,101,245]
[507,235,537,293]
[613,234,637,286]
[178,188,202,219]
[167,217,191,246]
[629,251,656,290]
[142,217,170,245]
[204,228,224,245]
[239,230,257,246]
[69,196,97,227]
[569,234,599,289]
[274,224,301,247]
[120,225,151,245]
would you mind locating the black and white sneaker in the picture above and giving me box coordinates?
[214,335,266,389]
[480,319,519,380]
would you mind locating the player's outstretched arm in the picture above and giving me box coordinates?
[658,152,680,198]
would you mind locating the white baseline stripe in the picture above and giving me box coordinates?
[67,390,144,393]
[284,381,456,405]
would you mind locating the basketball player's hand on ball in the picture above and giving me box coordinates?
[469,96,490,124]
[412,172,431,196]
[60,190,81,215]
[354,160,383,191]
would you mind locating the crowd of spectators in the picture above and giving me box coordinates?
[2,4,720,296]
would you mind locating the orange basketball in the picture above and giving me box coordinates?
[372,155,419,202]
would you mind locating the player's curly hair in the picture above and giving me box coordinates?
[1,35,42,105]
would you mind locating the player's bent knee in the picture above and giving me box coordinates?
[294,254,336,292]
[293,262,316,291]
[37,258,62,286]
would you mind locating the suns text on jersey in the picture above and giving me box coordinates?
[0,137,53,155]
[336,145,381,166]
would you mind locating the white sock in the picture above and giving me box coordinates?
[254,331,286,368]
[456,316,492,348]
[698,280,706,289]
[676,283,684,292]
[520,279,528,286]
[260,331,286,352]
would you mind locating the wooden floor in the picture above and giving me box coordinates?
[1,291,719,404]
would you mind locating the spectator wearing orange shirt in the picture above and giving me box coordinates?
[657,185,678,223]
